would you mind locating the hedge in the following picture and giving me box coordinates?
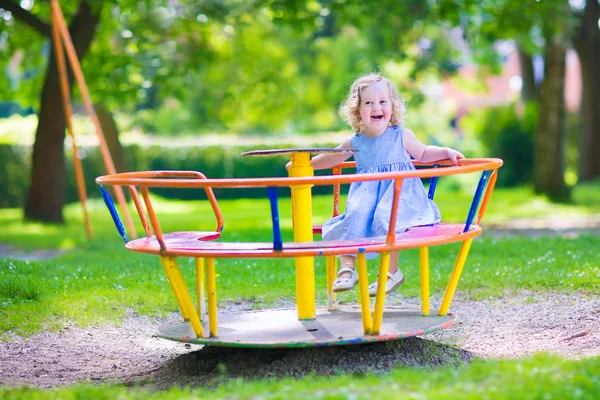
[0,143,347,208]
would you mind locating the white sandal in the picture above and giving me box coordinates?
[332,267,359,293]
[368,269,405,297]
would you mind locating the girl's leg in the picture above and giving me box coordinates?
[338,255,356,279]
[332,255,359,292]
[389,251,400,274]
[368,250,404,296]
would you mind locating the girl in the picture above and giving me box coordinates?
[307,73,464,296]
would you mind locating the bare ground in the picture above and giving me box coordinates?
[0,291,598,389]
[1,221,599,389]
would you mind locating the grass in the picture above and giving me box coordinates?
[1,182,599,336]
[1,183,599,397]
[1,355,599,399]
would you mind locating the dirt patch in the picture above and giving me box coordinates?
[487,214,600,238]
[1,220,598,389]
[0,244,65,261]
[418,292,600,359]
[150,337,471,389]
[0,292,598,389]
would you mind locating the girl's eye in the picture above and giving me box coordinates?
[380,100,387,104]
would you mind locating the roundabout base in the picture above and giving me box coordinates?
[157,306,456,348]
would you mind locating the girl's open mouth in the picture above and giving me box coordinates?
[371,115,383,121]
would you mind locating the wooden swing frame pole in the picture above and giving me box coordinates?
[50,0,137,239]
[50,7,92,240]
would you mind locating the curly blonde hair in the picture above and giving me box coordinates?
[339,73,406,133]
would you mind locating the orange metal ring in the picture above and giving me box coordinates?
[96,159,503,189]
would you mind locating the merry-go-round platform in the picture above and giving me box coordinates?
[157,306,456,348]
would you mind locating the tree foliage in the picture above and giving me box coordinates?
[0,0,590,221]
[433,0,577,199]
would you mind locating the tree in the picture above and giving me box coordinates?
[531,0,572,199]
[572,0,600,181]
[435,0,574,199]
[533,27,570,199]
[1,1,102,222]
[517,47,537,102]
[0,0,230,222]
[2,0,464,224]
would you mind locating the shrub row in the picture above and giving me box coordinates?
[0,143,344,208]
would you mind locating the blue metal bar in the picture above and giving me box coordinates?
[427,164,441,200]
[463,170,491,233]
[100,185,128,243]
[267,187,283,251]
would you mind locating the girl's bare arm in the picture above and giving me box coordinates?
[403,128,464,165]
[286,136,354,171]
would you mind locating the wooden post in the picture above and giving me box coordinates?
[50,0,137,239]
[50,8,92,240]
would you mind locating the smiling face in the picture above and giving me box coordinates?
[358,81,393,137]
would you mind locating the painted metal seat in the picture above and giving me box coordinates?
[125,223,481,258]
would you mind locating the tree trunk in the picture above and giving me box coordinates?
[517,47,537,102]
[573,0,600,181]
[24,2,101,222]
[95,103,127,173]
[533,39,570,200]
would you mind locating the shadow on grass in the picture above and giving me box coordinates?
[140,338,472,389]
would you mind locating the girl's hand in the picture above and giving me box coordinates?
[285,161,292,170]
[447,148,465,165]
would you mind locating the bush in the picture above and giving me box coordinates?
[465,103,537,187]
[0,143,343,208]
[0,145,30,208]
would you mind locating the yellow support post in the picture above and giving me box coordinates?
[196,258,206,321]
[160,256,205,338]
[288,152,316,320]
[419,247,430,316]
[372,252,390,335]
[325,255,337,311]
[356,253,372,335]
[205,258,218,337]
[439,239,473,315]
[160,256,189,320]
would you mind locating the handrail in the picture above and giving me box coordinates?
[329,161,443,218]
[115,170,224,236]
[477,168,499,225]
[96,158,503,189]
[386,179,404,245]
[128,186,152,236]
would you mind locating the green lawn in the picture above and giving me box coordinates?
[1,182,599,335]
[1,355,599,399]
[1,182,599,397]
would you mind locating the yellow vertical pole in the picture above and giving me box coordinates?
[419,247,430,316]
[439,239,473,315]
[372,252,390,335]
[160,256,205,338]
[205,258,218,337]
[196,258,206,321]
[325,255,337,311]
[160,256,189,320]
[356,253,372,335]
[288,152,316,320]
